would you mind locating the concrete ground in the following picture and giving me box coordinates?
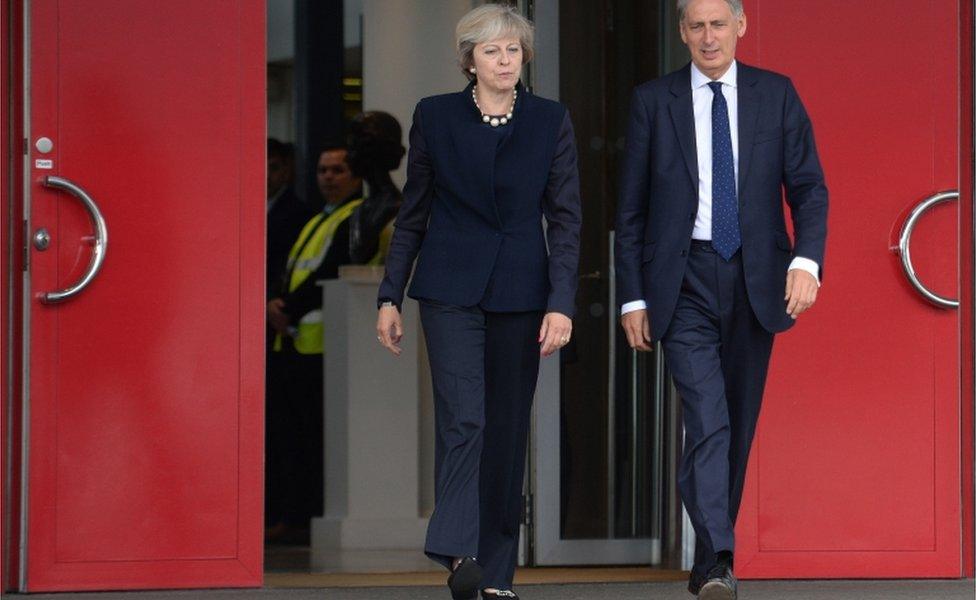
[17,580,975,600]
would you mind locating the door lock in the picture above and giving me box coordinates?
[33,228,51,251]
[35,137,54,153]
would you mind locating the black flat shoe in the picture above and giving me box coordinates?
[698,564,737,600]
[481,590,519,600]
[447,557,482,600]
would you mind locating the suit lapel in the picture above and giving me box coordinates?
[452,82,506,226]
[736,63,761,201]
[668,65,698,190]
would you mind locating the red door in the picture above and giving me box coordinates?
[734,0,964,577]
[21,0,265,591]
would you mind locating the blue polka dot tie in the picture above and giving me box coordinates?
[708,81,741,261]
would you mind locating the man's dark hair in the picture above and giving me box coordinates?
[267,137,294,160]
[318,142,349,162]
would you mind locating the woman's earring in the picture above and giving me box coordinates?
[469,67,476,74]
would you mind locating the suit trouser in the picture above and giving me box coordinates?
[660,242,774,581]
[266,343,325,527]
[419,300,543,589]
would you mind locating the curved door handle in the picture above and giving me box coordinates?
[896,191,958,309]
[39,175,108,304]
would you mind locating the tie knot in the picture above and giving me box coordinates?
[708,81,723,95]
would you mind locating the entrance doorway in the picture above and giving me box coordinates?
[4,0,971,593]
[529,0,690,569]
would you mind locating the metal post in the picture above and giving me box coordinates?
[607,231,616,537]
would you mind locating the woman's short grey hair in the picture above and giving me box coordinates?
[676,0,744,22]
[456,4,535,81]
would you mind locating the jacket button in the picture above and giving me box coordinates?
[688,212,695,221]
[680,250,688,257]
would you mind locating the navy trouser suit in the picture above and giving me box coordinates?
[378,81,581,588]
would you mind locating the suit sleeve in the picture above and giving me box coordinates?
[542,110,582,318]
[782,79,828,275]
[377,102,435,308]
[614,88,652,307]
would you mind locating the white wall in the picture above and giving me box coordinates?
[362,0,477,188]
[362,0,478,516]
[345,0,363,48]
[267,0,296,63]
[267,1,296,142]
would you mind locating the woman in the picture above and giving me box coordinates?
[375,5,581,600]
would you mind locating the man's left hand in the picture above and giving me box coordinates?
[267,298,291,334]
[785,269,818,319]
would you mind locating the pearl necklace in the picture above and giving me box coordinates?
[472,86,516,127]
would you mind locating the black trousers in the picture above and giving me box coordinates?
[660,242,774,581]
[266,342,324,528]
[419,300,543,589]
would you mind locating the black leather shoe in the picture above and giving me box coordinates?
[481,590,519,599]
[688,572,705,595]
[447,557,483,600]
[698,564,737,600]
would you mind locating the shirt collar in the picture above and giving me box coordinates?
[323,190,363,215]
[690,60,738,90]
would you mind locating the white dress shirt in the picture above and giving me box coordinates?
[621,61,820,316]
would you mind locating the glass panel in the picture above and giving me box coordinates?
[552,0,681,564]
[555,0,679,551]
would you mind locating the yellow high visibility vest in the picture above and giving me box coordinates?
[274,198,362,354]
[366,219,396,266]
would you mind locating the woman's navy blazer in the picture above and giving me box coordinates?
[378,81,581,317]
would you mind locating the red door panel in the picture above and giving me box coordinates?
[734,0,961,577]
[25,0,264,590]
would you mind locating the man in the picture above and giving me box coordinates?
[614,1,827,598]
[264,139,314,537]
[268,145,364,342]
[266,139,313,305]
[265,144,363,543]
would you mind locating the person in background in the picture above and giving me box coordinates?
[265,144,363,544]
[264,138,314,537]
[346,110,406,265]
[375,5,581,599]
[266,138,313,304]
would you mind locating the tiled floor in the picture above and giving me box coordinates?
[265,546,438,574]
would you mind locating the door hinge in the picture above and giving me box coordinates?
[22,220,30,270]
[522,493,533,526]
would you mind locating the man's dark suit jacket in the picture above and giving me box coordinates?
[267,186,313,299]
[378,81,581,317]
[615,62,828,340]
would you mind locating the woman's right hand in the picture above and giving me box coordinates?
[376,306,404,356]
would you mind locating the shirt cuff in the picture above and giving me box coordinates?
[788,256,821,286]
[621,300,647,315]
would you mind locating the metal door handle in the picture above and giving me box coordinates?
[896,191,958,309]
[39,175,108,303]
